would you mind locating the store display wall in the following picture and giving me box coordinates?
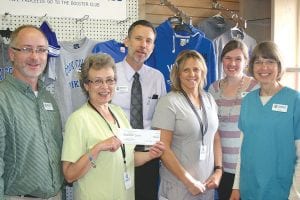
[0,0,138,42]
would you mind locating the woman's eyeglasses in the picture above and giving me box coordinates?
[88,78,116,86]
[253,59,277,66]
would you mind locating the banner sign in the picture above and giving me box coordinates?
[0,0,127,20]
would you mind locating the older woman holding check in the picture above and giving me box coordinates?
[61,53,164,200]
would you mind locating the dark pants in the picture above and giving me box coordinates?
[217,172,235,200]
[135,158,159,200]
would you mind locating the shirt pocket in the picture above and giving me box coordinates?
[146,98,158,119]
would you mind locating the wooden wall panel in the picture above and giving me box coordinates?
[139,0,240,27]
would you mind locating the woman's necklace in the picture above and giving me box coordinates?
[219,76,244,121]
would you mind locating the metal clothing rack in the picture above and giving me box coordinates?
[160,0,192,25]
[212,0,247,29]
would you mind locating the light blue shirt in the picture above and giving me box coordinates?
[112,59,166,130]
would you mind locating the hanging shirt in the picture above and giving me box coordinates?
[145,20,216,91]
[213,29,257,79]
[0,38,12,81]
[45,37,97,128]
[92,39,127,63]
[197,16,233,40]
[40,21,60,58]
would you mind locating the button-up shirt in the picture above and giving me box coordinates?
[0,74,63,199]
[112,59,167,129]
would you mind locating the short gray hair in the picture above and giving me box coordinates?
[80,53,116,96]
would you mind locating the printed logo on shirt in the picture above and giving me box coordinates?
[0,66,13,81]
[69,80,81,89]
[65,59,84,76]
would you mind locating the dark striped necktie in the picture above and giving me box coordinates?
[130,72,143,129]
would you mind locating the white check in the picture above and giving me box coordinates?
[117,128,160,145]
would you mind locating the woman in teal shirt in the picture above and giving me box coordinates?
[231,41,300,200]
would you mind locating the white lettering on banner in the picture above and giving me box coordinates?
[0,0,126,20]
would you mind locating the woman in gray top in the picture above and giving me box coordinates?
[152,50,222,200]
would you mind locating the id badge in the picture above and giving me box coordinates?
[116,86,129,93]
[199,145,207,160]
[272,104,288,112]
[43,102,53,111]
[123,172,133,190]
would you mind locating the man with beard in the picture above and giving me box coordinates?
[0,25,63,199]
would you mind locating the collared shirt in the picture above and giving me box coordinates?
[112,59,167,129]
[0,74,64,199]
[61,103,135,200]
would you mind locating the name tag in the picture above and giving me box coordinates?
[43,102,53,111]
[123,172,133,190]
[272,104,288,112]
[116,86,128,93]
[199,145,207,160]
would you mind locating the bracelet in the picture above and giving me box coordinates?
[214,165,223,172]
[88,152,96,168]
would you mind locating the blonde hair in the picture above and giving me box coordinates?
[170,50,207,91]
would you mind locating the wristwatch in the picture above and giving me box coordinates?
[214,165,224,172]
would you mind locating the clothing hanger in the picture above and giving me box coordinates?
[74,15,89,40]
[213,12,223,19]
[0,28,12,39]
[231,22,244,39]
[168,15,193,34]
[162,0,193,33]
[117,17,131,41]
[174,22,193,34]
[211,1,247,29]
[1,12,12,39]
[212,12,226,25]
[168,15,183,26]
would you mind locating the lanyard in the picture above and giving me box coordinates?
[88,101,127,168]
[181,91,208,145]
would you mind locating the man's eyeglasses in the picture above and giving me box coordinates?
[11,47,49,54]
[88,78,116,86]
[253,59,277,66]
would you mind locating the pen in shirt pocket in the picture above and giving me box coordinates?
[147,94,159,105]
[151,94,158,99]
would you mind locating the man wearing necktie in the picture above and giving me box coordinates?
[112,20,166,200]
